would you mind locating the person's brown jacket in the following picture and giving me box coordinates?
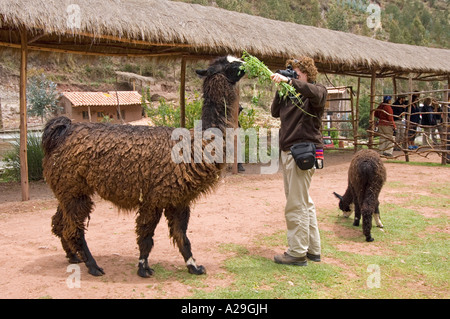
[271,79,327,151]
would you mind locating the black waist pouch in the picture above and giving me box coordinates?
[290,142,316,170]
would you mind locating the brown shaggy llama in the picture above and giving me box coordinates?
[333,149,386,242]
[42,56,245,277]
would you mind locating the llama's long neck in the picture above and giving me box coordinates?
[201,74,237,132]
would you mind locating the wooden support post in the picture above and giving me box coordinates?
[368,69,377,150]
[442,77,449,165]
[405,74,413,162]
[88,105,92,122]
[0,97,3,130]
[19,28,29,201]
[232,84,240,174]
[354,77,361,153]
[115,91,124,124]
[393,76,405,156]
[180,57,186,128]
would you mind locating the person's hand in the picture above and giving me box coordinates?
[270,73,289,84]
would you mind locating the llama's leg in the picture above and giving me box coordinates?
[136,207,163,278]
[353,200,361,227]
[61,195,104,276]
[362,211,374,242]
[77,229,105,276]
[51,205,81,264]
[374,204,384,228]
[165,206,205,275]
[361,202,376,242]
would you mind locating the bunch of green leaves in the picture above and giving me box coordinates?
[2,132,44,181]
[240,51,315,117]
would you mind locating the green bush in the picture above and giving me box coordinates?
[1,132,44,181]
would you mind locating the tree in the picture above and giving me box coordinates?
[27,74,61,121]
[410,15,427,46]
[327,5,349,32]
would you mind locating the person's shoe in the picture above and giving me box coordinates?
[274,252,307,266]
[306,252,321,262]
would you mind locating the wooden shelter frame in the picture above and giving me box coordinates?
[1,1,449,200]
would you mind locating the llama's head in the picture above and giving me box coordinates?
[333,192,352,213]
[196,56,245,84]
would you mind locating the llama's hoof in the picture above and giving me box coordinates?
[67,254,82,264]
[88,265,105,276]
[366,236,374,242]
[137,260,155,278]
[137,266,155,278]
[187,264,206,275]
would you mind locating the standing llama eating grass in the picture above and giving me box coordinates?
[333,149,386,242]
[42,56,245,277]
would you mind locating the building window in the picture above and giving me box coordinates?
[82,111,90,119]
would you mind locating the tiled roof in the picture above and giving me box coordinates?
[62,91,142,107]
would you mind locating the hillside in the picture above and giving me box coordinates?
[0,0,448,130]
[175,0,449,49]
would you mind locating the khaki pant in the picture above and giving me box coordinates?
[281,151,321,258]
[378,125,394,155]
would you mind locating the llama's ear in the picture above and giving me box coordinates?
[333,192,343,201]
[196,69,207,78]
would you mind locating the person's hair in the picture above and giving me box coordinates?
[383,96,392,103]
[286,56,318,83]
[424,97,432,105]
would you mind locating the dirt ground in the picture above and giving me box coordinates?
[0,151,448,299]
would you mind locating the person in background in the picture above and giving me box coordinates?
[421,97,437,146]
[375,95,396,157]
[408,93,421,150]
[432,99,444,145]
[392,95,407,150]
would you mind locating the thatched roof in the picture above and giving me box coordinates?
[1,0,449,79]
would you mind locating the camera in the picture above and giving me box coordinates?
[276,65,298,79]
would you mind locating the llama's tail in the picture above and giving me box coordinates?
[42,116,72,155]
[357,159,376,186]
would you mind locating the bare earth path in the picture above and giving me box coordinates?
[0,151,448,298]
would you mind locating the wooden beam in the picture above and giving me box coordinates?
[66,31,195,48]
[19,28,29,201]
[180,57,186,128]
[0,41,187,58]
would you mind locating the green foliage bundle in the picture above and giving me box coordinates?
[240,51,316,117]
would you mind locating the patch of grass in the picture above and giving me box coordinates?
[191,253,341,299]
[385,160,450,167]
[407,195,450,210]
[188,184,449,299]
[430,183,450,196]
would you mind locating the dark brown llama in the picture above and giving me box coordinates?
[333,149,386,242]
[42,56,245,277]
